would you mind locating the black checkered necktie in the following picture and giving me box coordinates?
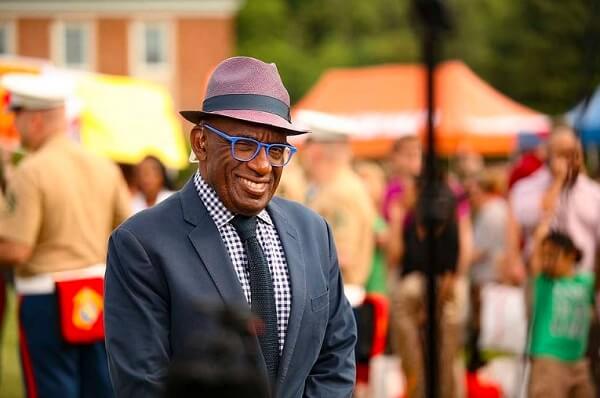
[231,215,280,381]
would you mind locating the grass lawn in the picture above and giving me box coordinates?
[1,289,24,398]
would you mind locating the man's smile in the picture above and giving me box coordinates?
[238,176,270,195]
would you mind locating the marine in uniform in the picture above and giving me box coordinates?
[0,73,131,397]
[301,128,376,306]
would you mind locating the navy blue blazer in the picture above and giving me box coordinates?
[104,179,357,397]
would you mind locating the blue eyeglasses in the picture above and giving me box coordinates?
[203,123,297,167]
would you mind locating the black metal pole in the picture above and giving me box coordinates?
[412,2,451,398]
[423,24,439,398]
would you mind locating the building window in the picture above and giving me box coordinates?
[65,24,86,65]
[129,20,173,88]
[53,21,94,70]
[0,21,15,55]
[143,23,168,65]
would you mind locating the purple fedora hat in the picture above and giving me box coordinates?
[180,56,308,135]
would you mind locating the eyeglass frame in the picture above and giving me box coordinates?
[202,123,297,167]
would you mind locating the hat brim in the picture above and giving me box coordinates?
[180,109,309,136]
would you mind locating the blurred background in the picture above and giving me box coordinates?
[0,0,599,397]
[1,0,598,172]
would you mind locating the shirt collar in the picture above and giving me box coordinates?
[193,171,273,228]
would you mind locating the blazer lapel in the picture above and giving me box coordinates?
[180,180,247,306]
[268,200,307,385]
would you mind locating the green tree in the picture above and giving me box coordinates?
[237,0,418,103]
[505,0,600,114]
[236,0,600,114]
[444,0,600,114]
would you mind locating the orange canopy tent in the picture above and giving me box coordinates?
[292,60,550,158]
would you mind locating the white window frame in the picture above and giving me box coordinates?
[129,19,173,81]
[0,20,16,56]
[51,20,96,70]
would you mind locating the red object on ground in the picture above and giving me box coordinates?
[466,372,502,398]
[366,293,390,358]
[356,363,370,385]
[508,151,544,189]
[356,293,390,385]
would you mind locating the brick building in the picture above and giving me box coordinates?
[0,0,242,110]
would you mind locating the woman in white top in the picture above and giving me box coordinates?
[131,155,175,214]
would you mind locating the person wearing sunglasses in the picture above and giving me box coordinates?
[105,56,357,398]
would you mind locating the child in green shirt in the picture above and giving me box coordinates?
[528,229,595,398]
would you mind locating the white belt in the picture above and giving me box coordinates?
[344,284,366,308]
[15,264,106,295]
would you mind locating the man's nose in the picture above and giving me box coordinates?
[247,146,272,175]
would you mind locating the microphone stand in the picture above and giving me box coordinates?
[411,1,451,398]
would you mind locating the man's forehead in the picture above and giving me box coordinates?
[207,117,288,141]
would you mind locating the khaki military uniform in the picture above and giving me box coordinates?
[0,70,132,396]
[0,134,131,276]
[307,167,376,288]
[275,157,307,203]
[0,133,130,397]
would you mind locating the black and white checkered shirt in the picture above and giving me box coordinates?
[193,172,291,353]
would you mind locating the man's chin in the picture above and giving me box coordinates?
[235,207,265,217]
[231,198,270,216]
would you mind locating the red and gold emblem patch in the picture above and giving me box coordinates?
[72,287,104,330]
[56,278,105,344]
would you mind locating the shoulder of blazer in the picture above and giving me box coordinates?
[115,188,190,240]
[268,196,334,257]
[269,196,324,225]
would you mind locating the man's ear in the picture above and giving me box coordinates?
[190,125,208,161]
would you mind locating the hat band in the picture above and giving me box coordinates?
[203,94,291,122]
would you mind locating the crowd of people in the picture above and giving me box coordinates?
[276,121,600,398]
[0,56,598,398]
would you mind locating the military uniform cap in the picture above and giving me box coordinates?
[308,127,353,142]
[301,113,356,143]
[1,73,67,111]
[305,124,354,143]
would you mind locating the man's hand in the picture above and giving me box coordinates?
[549,147,581,189]
[0,238,32,267]
[542,155,571,218]
[388,198,406,225]
[549,155,569,185]
[565,149,582,188]
[386,197,408,268]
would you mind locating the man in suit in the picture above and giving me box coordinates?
[104,56,357,398]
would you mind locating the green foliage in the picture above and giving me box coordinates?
[236,0,600,114]
[237,0,417,102]
[501,0,600,114]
